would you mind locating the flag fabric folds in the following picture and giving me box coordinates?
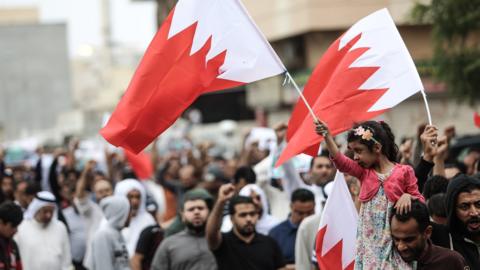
[315,171,358,270]
[101,0,285,153]
[277,8,424,166]
[124,150,153,180]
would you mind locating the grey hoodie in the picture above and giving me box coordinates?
[87,196,131,270]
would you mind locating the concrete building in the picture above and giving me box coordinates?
[0,20,73,142]
[0,1,156,143]
[232,0,478,138]
[0,0,477,148]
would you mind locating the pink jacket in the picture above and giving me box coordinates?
[331,152,425,203]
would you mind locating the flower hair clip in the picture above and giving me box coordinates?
[353,126,380,144]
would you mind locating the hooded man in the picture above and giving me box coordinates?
[431,174,480,269]
[15,191,72,270]
[114,179,156,257]
[87,196,130,270]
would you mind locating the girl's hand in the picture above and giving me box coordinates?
[394,193,412,215]
[314,119,330,137]
[314,119,340,156]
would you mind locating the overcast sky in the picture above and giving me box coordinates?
[1,0,157,58]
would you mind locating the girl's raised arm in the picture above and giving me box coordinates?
[314,120,339,157]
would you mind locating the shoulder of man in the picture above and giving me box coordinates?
[258,232,283,247]
[139,224,162,236]
[431,243,470,269]
[430,223,451,248]
[162,230,186,244]
[299,214,321,232]
[51,219,69,234]
[268,220,289,235]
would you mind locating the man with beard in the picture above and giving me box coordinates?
[206,184,285,270]
[15,191,72,270]
[391,200,466,269]
[431,174,480,269]
[236,184,279,235]
[151,188,215,270]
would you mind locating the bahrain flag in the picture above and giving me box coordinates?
[101,0,285,153]
[316,171,358,270]
[277,9,424,165]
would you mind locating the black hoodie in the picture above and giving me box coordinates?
[431,174,480,269]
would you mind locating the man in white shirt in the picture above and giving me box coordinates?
[15,191,72,270]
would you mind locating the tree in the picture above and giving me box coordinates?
[156,0,177,28]
[412,0,480,105]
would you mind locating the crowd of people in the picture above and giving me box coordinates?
[0,120,478,270]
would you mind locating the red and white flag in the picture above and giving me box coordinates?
[316,171,358,270]
[124,150,153,180]
[101,0,285,153]
[277,9,424,165]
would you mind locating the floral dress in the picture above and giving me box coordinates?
[354,172,413,270]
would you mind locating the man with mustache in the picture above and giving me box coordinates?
[431,175,480,269]
[206,184,286,270]
[15,191,72,270]
[391,200,466,269]
[151,188,216,270]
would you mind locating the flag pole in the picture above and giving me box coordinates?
[420,89,433,125]
[285,72,319,123]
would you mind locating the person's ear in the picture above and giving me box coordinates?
[424,225,433,239]
[373,143,382,154]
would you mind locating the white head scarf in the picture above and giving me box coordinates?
[239,184,270,217]
[24,191,57,220]
[113,179,155,257]
[238,184,279,235]
[114,179,147,213]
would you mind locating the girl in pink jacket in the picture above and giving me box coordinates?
[315,120,424,270]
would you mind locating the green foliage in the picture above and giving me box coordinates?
[156,0,178,27]
[412,0,480,104]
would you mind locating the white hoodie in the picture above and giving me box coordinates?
[87,196,131,270]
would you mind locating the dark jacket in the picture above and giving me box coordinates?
[431,175,480,269]
[0,237,22,270]
[417,239,467,270]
